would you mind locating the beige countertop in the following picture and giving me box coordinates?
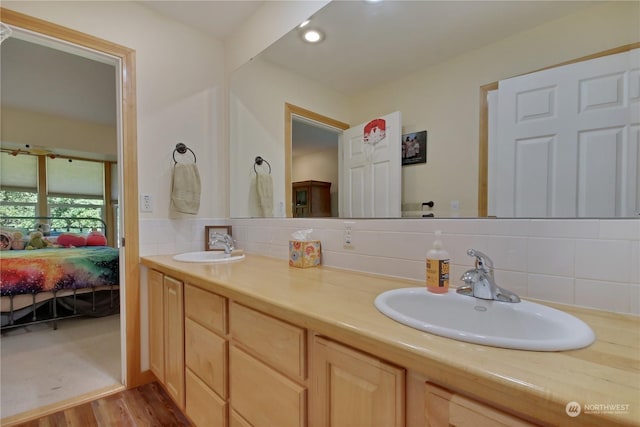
[141,253,640,427]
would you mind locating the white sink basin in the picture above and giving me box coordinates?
[374,288,595,351]
[172,251,245,263]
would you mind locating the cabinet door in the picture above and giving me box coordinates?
[425,383,535,427]
[148,269,164,382]
[312,336,405,427]
[164,275,185,409]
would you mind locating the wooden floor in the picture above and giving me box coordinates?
[12,383,191,427]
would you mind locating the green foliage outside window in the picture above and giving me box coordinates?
[0,190,38,228]
[1,191,104,232]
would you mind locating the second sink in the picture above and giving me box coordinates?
[375,287,595,351]
[172,251,245,263]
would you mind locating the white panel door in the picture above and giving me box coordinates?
[341,111,402,217]
[496,48,639,217]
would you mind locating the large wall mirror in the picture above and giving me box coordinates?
[229,0,639,219]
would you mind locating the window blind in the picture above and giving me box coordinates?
[47,157,103,196]
[0,152,37,190]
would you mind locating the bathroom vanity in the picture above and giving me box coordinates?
[141,254,639,427]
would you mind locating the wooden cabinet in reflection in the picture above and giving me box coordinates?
[292,180,331,217]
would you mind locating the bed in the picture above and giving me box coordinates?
[0,216,120,331]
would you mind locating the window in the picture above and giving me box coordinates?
[0,152,38,228]
[0,153,118,237]
[46,158,105,231]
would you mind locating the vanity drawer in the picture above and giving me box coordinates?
[185,283,227,335]
[425,382,535,426]
[185,317,227,399]
[185,368,227,427]
[230,302,306,381]
[230,345,306,427]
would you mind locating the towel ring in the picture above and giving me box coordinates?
[254,156,271,174]
[173,143,197,164]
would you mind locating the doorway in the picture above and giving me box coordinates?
[0,7,141,422]
[292,116,342,217]
[284,103,349,217]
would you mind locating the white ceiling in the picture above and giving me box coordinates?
[1,37,117,126]
[139,1,601,96]
[259,0,600,96]
[138,1,264,40]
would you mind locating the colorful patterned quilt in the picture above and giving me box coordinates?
[0,247,119,296]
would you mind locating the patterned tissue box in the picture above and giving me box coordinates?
[289,240,321,268]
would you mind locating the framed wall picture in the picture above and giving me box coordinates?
[205,225,232,251]
[401,130,427,165]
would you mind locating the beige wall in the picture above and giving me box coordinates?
[350,1,640,217]
[229,58,350,217]
[1,107,117,160]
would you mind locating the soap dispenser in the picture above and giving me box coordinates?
[426,230,450,294]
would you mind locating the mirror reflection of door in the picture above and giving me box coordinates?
[490,47,639,218]
[341,111,402,218]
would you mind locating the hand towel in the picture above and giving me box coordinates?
[171,163,201,214]
[256,172,274,217]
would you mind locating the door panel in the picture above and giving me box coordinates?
[342,111,402,217]
[495,48,639,217]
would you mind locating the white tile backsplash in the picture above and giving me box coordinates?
[575,279,631,313]
[526,238,575,277]
[574,239,632,282]
[527,274,575,305]
[140,217,640,315]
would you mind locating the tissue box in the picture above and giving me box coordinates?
[289,240,321,268]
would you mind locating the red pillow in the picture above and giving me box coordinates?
[57,233,87,248]
[86,231,107,246]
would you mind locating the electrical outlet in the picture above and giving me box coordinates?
[140,193,153,212]
[344,221,355,248]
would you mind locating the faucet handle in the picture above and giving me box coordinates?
[466,249,493,273]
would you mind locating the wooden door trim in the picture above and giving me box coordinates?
[284,103,349,218]
[0,7,142,391]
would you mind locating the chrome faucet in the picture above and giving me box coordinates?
[209,232,235,254]
[457,249,520,303]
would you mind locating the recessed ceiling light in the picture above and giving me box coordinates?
[302,29,324,43]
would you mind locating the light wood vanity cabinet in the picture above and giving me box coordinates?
[148,269,165,383]
[312,336,406,427]
[147,268,536,427]
[164,275,185,408]
[424,383,536,427]
[148,270,185,409]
